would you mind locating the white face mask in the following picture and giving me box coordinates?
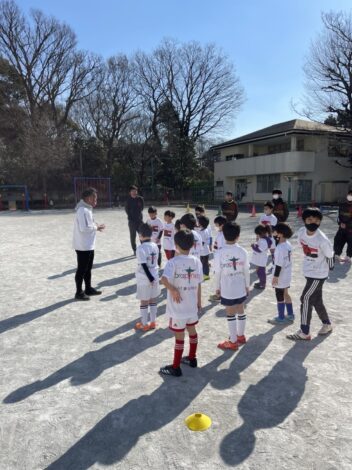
[347,195,352,202]
[272,194,279,200]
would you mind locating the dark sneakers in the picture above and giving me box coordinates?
[254,282,265,289]
[159,365,182,377]
[85,288,102,296]
[181,356,198,368]
[75,292,90,301]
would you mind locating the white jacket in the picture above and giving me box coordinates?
[73,200,97,251]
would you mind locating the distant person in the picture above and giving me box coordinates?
[125,185,144,255]
[334,189,352,263]
[146,206,164,267]
[73,187,105,301]
[272,189,289,222]
[221,191,238,222]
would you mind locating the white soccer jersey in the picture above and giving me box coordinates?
[190,229,202,258]
[214,231,225,251]
[259,213,278,227]
[163,222,175,250]
[163,254,203,319]
[146,217,164,245]
[274,241,292,288]
[135,241,159,285]
[200,228,211,256]
[214,244,250,300]
[297,227,334,279]
[251,237,272,267]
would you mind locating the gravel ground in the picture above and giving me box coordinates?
[0,206,351,470]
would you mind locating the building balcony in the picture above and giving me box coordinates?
[215,151,316,177]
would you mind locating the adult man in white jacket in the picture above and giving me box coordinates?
[73,188,105,300]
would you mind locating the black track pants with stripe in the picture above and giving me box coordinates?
[300,277,330,327]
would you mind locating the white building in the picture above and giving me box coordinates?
[213,119,352,204]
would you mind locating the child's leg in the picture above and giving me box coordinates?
[257,266,266,287]
[201,255,210,276]
[270,249,275,265]
[311,280,331,324]
[284,288,294,317]
[149,297,157,323]
[333,228,346,257]
[173,330,185,369]
[186,324,198,359]
[157,245,162,267]
[226,306,237,343]
[235,304,246,338]
[300,278,318,334]
[140,300,149,325]
[275,288,285,320]
[346,231,352,259]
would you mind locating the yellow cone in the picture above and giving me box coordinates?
[186,203,191,213]
[185,413,212,431]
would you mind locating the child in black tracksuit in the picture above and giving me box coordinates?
[333,189,352,263]
[272,188,289,223]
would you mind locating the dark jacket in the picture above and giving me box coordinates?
[272,198,289,222]
[338,201,352,230]
[125,195,144,222]
[221,200,238,222]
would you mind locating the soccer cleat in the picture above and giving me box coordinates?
[208,294,221,302]
[318,324,333,335]
[217,340,238,351]
[75,292,90,301]
[135,322,151,332]
[149,321,157,329]
[159,365,182,377]
[267,266,273,274]
[334,254,341,262]
[203,275,210,281]
[268,316,286,325]
[181,356,198,368]
[286,329,311,341]
[285,315,295,323]
[236,335,246,346]
[254,282,265,289]
[85,288,102,296]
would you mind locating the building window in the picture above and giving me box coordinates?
[225,155,233,161]
[297,139,304,151]
[216,180,224,187]
[268,142,290,154]
[257,174,280,193]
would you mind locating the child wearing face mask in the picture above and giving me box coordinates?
[259,200,278,272]
[333,189,352,263]
[272,189,289,222]
[287,208,334,341]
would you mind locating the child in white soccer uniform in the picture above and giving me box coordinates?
[209,215,227,301]
[163,210,176,260]
[135,223,161,331]
[251,224,273,289]
[259,200,278,271]
[268,223,294,325]
[160,229,203,377]
[287,208,334,341]
[214,222,250,351]
[198,215,211,280]
[147,206,164,267]
[179,213,202,258]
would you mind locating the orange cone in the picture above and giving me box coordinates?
[250,204,256,217]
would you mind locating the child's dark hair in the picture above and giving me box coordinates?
[148,206,157,214]
[180,213,196,230]
[139,222,152,238]
[226,191,233,196]
[348,189,352,195]
[302,207,323,221]
[214,215,227,226]
[275,222,293,239]
[254,224,267,237]
[129,185,138,191]
[164,210,175,218]
[174,229,194,251]
[272,188,282,195]
[195,205,205,214]
[175,219,181,231]
[82,187,97,199]
[197,215,209,229]
[223,222,240,241]
[264,224,272,236]
[264,200,274,209]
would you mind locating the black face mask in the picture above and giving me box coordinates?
[305,223,319,232]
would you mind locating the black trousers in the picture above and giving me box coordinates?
[75,250,94,294]
[334,228,352,257]
[300,278,329,328]
[128,220,141,252]
[200,255,210,276]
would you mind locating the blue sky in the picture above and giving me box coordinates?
[16,0,352,140]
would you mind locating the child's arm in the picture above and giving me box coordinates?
[161,276,182,303]
[243,254,250,294]
[197,283,202,309]
[321,239,334,270]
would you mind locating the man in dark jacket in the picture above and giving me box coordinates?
[334,189,352,262]
[221,191,238,222]
[125,185,144,255]
[272,189,289,223]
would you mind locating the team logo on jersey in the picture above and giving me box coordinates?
[186,266,196,283]
[150,251,157,264]
[229,256,239,271]
[300,242,318,258]
[164,229,172,237]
